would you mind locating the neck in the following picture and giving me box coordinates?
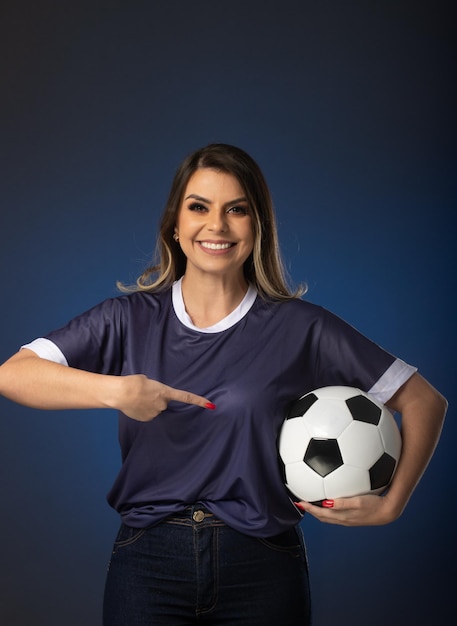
[180,272,249,328]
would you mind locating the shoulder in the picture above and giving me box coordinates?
[252,296,375,345]
[245,296,330,342]
[113,288,171,311]
[67,288,172,326]
[255,295,327,320]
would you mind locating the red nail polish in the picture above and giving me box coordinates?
[294,502,305,510]
[205,402,216,410]
[322,499,334,508]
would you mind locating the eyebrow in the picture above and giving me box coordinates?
[184,193,248,206]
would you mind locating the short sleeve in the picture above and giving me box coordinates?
[43,298,126,375]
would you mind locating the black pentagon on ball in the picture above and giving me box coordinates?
[304,438,343,477]
[286,393,318,419]
[346,394,381,425]
[369,452,396,490]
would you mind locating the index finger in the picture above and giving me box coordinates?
[166,386,216,410]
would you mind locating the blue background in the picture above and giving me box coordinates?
[1,1,455,624]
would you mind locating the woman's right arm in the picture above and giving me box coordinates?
[0,349,214,420]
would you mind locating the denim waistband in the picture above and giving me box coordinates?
[164,504,226,528]
[163,504,300,547]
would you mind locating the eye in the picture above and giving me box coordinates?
[188,202,208,212]
[227,205,249,215]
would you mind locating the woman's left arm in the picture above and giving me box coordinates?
[298,372,448,526]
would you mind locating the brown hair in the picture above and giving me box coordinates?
[121,143,303,300]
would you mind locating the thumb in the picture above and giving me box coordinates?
[166,386,216,410]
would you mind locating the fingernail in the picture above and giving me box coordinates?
[294,502,306,510]
[322,499,334,508]
[205,402,216,410]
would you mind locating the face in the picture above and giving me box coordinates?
[175,168,254,282]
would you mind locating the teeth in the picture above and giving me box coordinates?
[200,242,233,250]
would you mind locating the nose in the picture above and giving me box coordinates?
[207,209,228,233]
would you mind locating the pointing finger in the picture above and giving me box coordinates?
[166,386,216,410]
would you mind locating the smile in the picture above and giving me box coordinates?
[199,241,234,250]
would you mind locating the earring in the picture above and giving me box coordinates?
[173,233,179,242]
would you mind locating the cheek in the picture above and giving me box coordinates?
[176,216,198,239]
[241,218,255,247]
[245,226,255,255]
[244,236,255,257]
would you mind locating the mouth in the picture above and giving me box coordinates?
[199,241,235,251]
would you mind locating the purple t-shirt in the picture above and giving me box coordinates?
[37,284,414,537]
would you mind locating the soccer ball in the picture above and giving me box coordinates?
[278,386,402,503]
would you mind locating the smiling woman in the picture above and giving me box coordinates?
[0,143,447,626]
[128,143,303,300]
[174,168,255,310]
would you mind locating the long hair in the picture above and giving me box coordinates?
[121,143,304,300]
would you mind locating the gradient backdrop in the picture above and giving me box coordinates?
[1,2,455,625]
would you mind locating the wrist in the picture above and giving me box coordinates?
[100,374,128,411]
[380,489,408,523]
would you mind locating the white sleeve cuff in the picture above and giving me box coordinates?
[21,338,68,366]
[368,357,417,404]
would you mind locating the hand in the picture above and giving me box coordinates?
[295,493,400,527]
[113,374,215,422]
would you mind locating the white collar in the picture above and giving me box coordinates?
[172,277,257,333]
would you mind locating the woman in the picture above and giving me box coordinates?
[0,144,447,625]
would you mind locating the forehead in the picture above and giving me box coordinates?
[183,168,246,199]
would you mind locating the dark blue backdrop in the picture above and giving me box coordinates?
[1,2,455,625]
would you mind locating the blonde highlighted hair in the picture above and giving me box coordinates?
[120,143,304,300]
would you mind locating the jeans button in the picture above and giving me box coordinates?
[193,510,205,522]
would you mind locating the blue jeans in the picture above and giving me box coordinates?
[103,505,311,625]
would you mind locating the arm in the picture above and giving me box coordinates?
[298,372,447,525]
[0,349,215,420]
